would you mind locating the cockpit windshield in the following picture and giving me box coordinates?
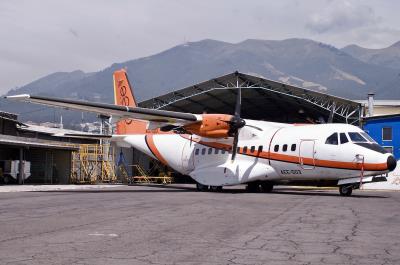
[348,132,368,142]
[360,132,377,143]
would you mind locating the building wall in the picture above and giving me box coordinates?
[363,116,400,159]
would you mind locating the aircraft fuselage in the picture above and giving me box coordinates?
[119,120,395,187]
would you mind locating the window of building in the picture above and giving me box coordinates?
[243,146,248,153]
[214,149,219,154]
[208,148,212,155]
[195,149,199,155]
[201,148,206,155]
[325,133,338,145]
[250,146,255,153]
[258,145,263,152]
[282,144,288,152]
[274,145,279,152]
[383,146,393,154]
[382,127,392,141]
[291,144,296,151]
[340,133,349,144]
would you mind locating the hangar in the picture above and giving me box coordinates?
[139,72,362,125]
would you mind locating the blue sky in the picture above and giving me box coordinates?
[1,0,399,93]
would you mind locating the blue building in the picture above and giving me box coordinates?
[363,114,400,159]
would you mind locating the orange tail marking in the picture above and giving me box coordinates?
[113,69,147,134]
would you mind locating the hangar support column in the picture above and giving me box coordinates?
[18,147,24,185]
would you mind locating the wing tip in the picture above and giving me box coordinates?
[5,94,31,100]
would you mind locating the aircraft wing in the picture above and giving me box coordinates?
[5,94,199,125]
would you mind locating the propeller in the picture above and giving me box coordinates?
[229,87,246,161]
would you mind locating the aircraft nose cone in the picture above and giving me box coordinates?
[387,155,397,171]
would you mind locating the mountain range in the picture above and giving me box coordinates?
[1,38,400,126]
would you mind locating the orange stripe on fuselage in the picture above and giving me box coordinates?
[145,134,168,166]
[179,135,388,171]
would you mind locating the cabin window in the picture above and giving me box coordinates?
[201,148,206,155]
[274,145,279,152]
[208,148,213,155]
[214,149,219,154]
[221,149,226,154]
[382,127,392,141]
[243,146,248,153]
[250,146,255,153]
[348,132,367,142]
[291,144,296,151]
[282,144,288,152]
[195,149,199,155]
[258,145,263,152]
[325,133,338,145]
[237,147,240,153]
[340,133,349,144]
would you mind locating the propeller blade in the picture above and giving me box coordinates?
[234,86,241,117]
[231,130,239,161]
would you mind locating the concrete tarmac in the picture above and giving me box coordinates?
[0,184,399,265]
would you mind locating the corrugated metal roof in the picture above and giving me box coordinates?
[0,134,78,150]
[19,124,99,139]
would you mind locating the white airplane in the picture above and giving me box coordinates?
[6,69,397,196]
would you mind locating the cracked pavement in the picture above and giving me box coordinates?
[0,184,399,265]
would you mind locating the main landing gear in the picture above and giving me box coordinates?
[246,181,274,193]
[196,183,223,192]
[338,185,353,196]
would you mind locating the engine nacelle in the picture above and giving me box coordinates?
[184,114,232,138]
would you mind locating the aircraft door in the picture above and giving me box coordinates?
[181,140,195,172]
[299,140,315,169]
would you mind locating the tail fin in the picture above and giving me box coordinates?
[113,69,147,134]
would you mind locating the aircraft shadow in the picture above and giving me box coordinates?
[29,184,388,198]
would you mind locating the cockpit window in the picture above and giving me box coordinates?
[360,132,376,143]
[325,133,338,145]
[348,132,368,142]
[340,133,349,144]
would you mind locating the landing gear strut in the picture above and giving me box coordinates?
[246,182,260,193]
[196,183,209,192]
[196,183,223,192]
[261,182,274,193]
[210,186,223,192]
[246,182,274,193]
[339,185,353,196]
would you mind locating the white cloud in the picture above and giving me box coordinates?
[306,1,379,33]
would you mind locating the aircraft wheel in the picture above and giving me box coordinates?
[261,182,273,193]
[210,186,223,192]
[196,183,209,192]
[3,175,10,185]
[246,182,260,193]
[339,185,353,196]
